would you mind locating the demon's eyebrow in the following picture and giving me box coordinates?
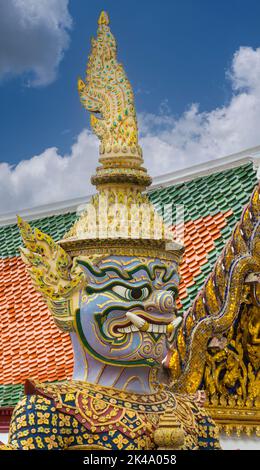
[85,279,151,294]
[77,259,135,280]
[77,258,177,283]
[77,259,152,281]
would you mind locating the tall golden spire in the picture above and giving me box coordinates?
[60,12,183,263]
[78,11,151,189]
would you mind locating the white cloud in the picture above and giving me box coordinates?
[1,46,260,213]
[0,130,98,213]
[140,46,260,176]
[0,0,72,86]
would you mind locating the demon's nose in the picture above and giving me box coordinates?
[143,290,175,314]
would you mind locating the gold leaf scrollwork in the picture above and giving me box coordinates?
[17,217,86,331]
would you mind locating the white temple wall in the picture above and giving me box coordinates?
[220,433,260,450]
[0,432,8,444]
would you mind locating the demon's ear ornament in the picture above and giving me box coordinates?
[17,216,86,332]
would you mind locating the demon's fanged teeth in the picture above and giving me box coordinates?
[117,312,183,335]
[118,324,142,333]
[125,312,148,331]
[117,312,168,334]
[117,323,168,334]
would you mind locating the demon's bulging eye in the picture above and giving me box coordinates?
[111,285,150,301]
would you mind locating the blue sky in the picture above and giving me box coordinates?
[1,0,260,212]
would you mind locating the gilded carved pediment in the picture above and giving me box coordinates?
[169,183,260,436]
[204,300,259,436]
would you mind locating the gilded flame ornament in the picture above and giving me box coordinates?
[77,10,150,189]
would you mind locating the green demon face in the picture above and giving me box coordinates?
[75,256,181,367]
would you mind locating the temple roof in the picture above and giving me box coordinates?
[0,151,259,415]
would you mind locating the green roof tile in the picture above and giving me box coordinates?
[149,163,256,224]
[0,212,77,258]
[0,384,24,407]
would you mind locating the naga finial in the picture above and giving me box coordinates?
[78,11,151,189]
[97,10,109,25]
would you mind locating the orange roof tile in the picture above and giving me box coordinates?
[0,256,73,385]
[177,211,231,303]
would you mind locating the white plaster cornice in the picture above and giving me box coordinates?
[0,195,92,227]
[150,145,260,190]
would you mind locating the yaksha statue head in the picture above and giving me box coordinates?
[18,11,184,394]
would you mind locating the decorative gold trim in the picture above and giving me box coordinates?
[206,405,260,437]
[59,238,184,262]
